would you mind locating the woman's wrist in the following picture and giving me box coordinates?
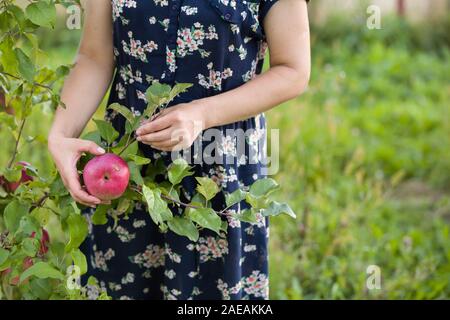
[194,97,218,130]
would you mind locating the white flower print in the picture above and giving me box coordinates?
[109,282,122,292]
[198,63,233,91]
[241,270,269,299]
[116,82,126,100]
[166,47,177,73]
[218,133,237,157]
[153,0,168,7]
[224,209,241,228]
[149,16,156,24]
[132,219,146,228]
[112,0,136,23]
[91,247,115,272]
[242,59,258,82]
[121,272,135,284]
[159,19,170,32]
[244,244,257,252]
[164,269,176,279]
[119,64,143,85]
[161,285,182,300]
[187,236,228,263]
[181,6,198,16]
[107,225,136,243]
[176,23,217,58]
[131,244,165,268]
[165,244,182,263]
[122,31,158,62]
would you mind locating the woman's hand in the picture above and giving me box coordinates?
[136,101,206,151]
[48,136,107,207]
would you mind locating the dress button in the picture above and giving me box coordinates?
[224,13,232,20]
[172,4,177,10]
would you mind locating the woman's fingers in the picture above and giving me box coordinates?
[136,127,173,143]
[64,168,102,207]
[136,112,174,136]
[77,139,106,156]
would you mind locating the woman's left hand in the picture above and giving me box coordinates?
[136,101,206,151]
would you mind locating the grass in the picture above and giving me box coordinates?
[1,15,449,299]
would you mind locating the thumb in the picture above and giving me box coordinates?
[79,140,106,156]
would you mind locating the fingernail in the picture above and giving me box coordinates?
[136,136,142,141]
[97,147,106,154]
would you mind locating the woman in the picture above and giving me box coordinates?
[48,0,310,300]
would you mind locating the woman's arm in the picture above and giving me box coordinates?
[136,0,310,151]
[48,0,115,206]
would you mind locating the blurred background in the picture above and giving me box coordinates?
[1,0,449,299]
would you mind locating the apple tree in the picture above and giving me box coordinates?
[0,0,107,300]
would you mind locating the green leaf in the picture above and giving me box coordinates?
[0,38,18,74]
[225,189,247,207]
[117,198,131,213]
[128,161,144,185]
[14,48,35,82]
[108,103,135,124]
[145,82,171,102]
[195,177,220,201]
[25,2,56,28]
[188,207,222,235]
[127,154,151,165]
[167,217,199,242]
[4,200,30,233]
[262,201,297,219]
[82,131,102,146]
[235,209,258,224]
[142,186,173,227]
[65,213,88,252]
[92,205,108,225]
[93,119,119,145]
[22,237,40,257]
[245,193,268,210]
[0,248,9,266]
[113,140,138,159]
[168,158,193,185]
[168,83,193,102]
[4,167,21,182]
[249,178,279,198]
[20,262,64,283]
[71,249,87,275]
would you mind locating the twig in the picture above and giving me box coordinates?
[0,71,52,92]
[7,118,26,168]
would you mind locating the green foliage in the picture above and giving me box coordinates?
[267,15,450,299]
[0,0,105,300]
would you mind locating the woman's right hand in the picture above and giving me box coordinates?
[48,136,107,208]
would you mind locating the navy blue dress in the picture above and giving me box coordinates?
[82,0,279,300]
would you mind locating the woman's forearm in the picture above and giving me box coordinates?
[49,53,114,140]
[200,63,309,129]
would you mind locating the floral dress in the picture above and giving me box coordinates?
[81,0,279,300]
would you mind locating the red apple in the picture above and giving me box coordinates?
[31,228,50,255]
[7,161,34,193]
[83,153,130,201]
